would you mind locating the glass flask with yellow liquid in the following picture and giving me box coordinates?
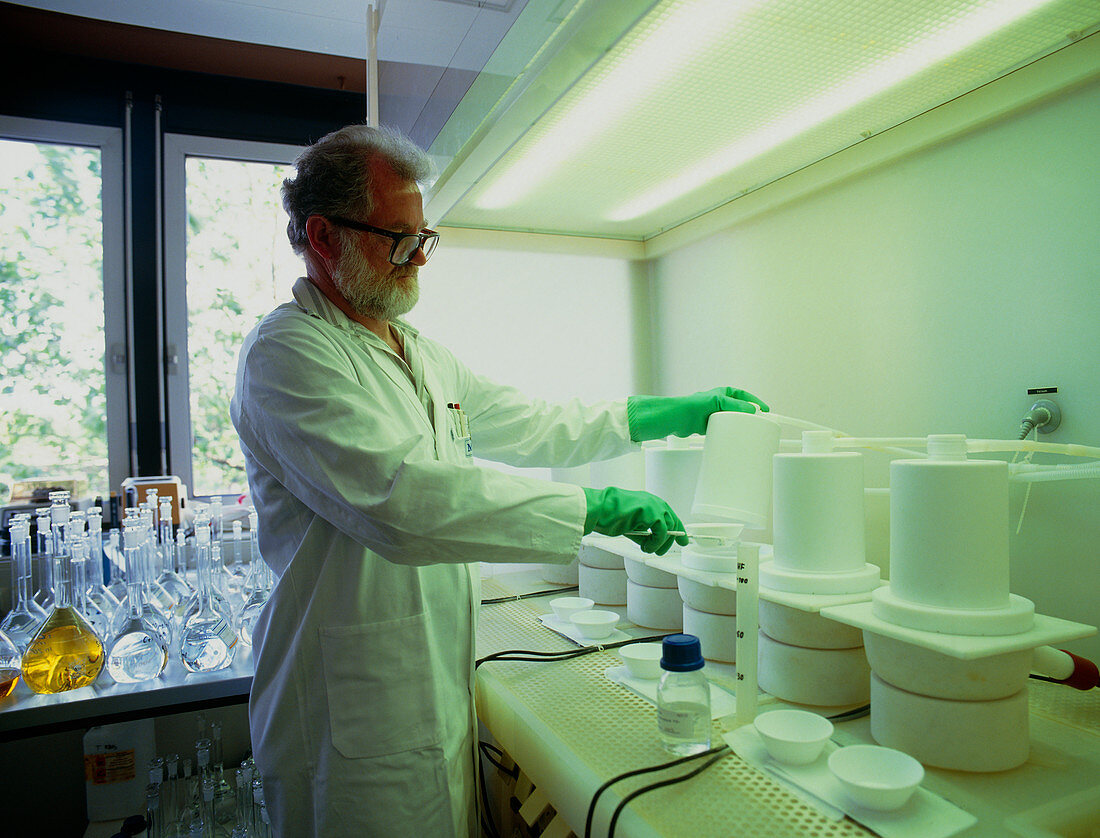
[0,628,21,698]
[20,493,105,693]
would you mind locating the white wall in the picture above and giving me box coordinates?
[408,240,646,403]
[651,78,1100,658]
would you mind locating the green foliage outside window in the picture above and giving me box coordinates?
[0,141,106,501]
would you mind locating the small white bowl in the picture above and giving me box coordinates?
[549,596,595,622]
[618,643,663,680]
[828,745,924,811]
[568,610,620,639]
[754,709,834,765]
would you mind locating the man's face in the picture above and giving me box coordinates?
[331,161,427,322]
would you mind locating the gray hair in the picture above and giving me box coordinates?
[282,124,432,256]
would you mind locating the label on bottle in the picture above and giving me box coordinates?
[657,702,707,738]
[212,618,238,649]
[85,749,137,784]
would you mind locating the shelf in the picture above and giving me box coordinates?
[0,647,253,741]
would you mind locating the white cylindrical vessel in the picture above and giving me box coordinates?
[889,454,1009,611]
[773,449,865,575]
[539,558,579,586]
[682,604,737,663]
[627,580,684,630]
[759,600,863,650]
[590,450,646,491]
[693,412,781,528]
[579,564,627,605]
[870,673,1029,772]
[624,556,678,588]
[677,577,737,616]
[645,439,704,525]
[757,631,871,707]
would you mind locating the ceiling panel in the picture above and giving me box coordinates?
[429,0,1100,240]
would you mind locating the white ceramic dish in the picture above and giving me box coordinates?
[618,642,664,680]
[753,709,834,765]
[569,609,620,639]
[549,596,595,621]
[828,744,924,811]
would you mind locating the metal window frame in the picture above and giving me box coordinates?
[0,115,128,495]
[161,134,302,498]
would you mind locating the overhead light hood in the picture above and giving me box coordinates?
[425,0,1100,243]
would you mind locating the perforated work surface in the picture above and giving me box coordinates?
[1029,677,1100,735]
[477,594,872,837]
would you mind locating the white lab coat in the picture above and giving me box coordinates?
[230,278,636,838]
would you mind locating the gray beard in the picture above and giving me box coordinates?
[332,243,419,322]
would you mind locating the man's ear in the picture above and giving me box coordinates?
[305,215,341,262]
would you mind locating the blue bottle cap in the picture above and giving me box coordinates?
[660,634,705,672]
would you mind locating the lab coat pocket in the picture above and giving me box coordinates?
[319,614,442,759]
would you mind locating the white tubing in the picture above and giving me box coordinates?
[1032,645,1074,680]
[967,438,1100,459]
[1009,462,1100,483]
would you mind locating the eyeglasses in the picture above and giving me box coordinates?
[326,216,439,265]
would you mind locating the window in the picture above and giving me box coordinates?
[0,118,126,501]
[163,135,302,498]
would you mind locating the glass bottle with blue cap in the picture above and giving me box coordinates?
[657,634,712,754]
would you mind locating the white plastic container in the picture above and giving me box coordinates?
[84,718,157,821]
[754,709,834,765]
[692,411,781,528]
[569,610,620,639]
[828,745,923,811]
[645,438,704,525]
[626,580,684,631]
[619,642,663,680]
[579,564,628,605]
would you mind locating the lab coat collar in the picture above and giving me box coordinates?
[291,276,420,347]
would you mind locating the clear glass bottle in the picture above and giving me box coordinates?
[147,781,165,838]
[656,634,711,755]
[237,510,270,647]
[251,776,265,838]
[180,526,237,673]
[2,518,45,651]
[85,506,121,616]
[110,517,173,652]
[0,628,21,698]
[105,529,129,601]
[201,776,217,838]
[140,506,177,614]
[106,520,169,684]
[71,532,112,642]
[33,506,55,611]
[20,496,106,693]
[157,497,192,606]
[163,753,181,836]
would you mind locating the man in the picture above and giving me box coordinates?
[230,124,767,837]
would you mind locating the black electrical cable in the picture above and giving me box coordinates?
[606,746,731,838]
[477,745,502,838]
[583,745,730,838]
[475,634,672,669]
[481,585,579,605]
[827,703,871,722]
[479,741,518,779]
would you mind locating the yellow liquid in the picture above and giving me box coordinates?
[0,670,19,698]
[20,607,105,694]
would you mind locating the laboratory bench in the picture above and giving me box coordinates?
[475,569,1100,838]
[1,568,1096,836]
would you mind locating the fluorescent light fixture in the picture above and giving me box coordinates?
[606,0,1060,222]
[474,0,767,210]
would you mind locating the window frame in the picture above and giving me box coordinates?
[162,133,302,497]
[0,115,129,495]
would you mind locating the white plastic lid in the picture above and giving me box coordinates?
[801,430,836,454]
[927,434,968,461]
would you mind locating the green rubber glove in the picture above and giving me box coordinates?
[626,386,770,442]
[582,487,690,555]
